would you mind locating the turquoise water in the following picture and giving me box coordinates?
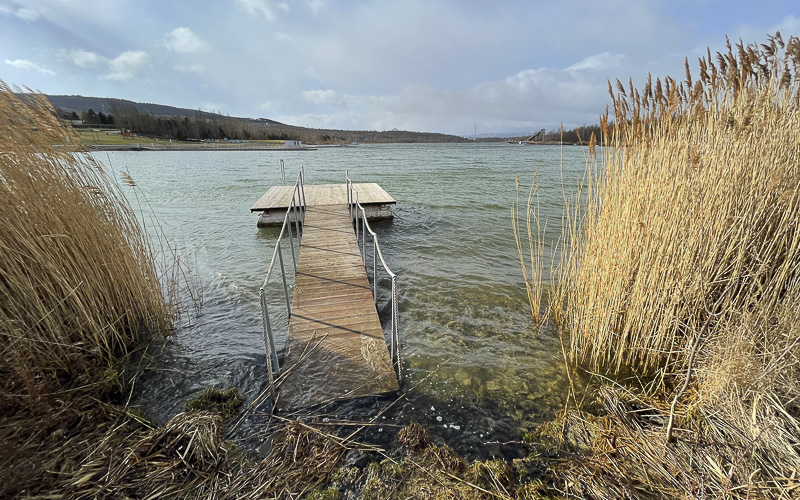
[98,143,589,458]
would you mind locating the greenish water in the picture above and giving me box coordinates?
[99,143,589,459]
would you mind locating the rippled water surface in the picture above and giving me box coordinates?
[99,143,589,459]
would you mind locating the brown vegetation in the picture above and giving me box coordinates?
[0,83,177,496]
[516,33,800,497]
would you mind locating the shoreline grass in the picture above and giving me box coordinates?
[0,83,178,496]
[516,33,800,497]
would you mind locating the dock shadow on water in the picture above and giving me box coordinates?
[115,143,587,461]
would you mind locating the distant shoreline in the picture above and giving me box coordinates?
[85,144,319,152]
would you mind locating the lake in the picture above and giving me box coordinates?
[98,142,589,459]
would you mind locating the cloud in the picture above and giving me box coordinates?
[260,99,289,110]
[5,58,55,75]
[175,63,206,73]
[68,49,103,68]
[306,0,325,14]
[199,102,226,113]
[566,52,627,72]
[303,89,350,107]
[15,7,40,21]
[104,50,149,80]
[163,27,209,53]
[236,0,289,21]
[291,52,629,133]
[731,15,800,45]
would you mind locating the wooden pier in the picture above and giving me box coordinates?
[251,183,395,226]
[255,183,399,411]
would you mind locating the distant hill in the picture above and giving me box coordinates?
[44,94,284,125]
[43,94,467,144]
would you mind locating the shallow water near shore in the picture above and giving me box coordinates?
[101,143,589,459]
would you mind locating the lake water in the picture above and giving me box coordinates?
[97,143,589,459]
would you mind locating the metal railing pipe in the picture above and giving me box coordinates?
[277,243,291,316]
[258,166,306,389]
[286,204,297,274]
[348,171,401,379]
[260,288,280,378]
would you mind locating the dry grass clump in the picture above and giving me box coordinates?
[541,385,800,498]
[64,411,235,499]
[223,420,348,498]
[0,83,170,408]
[534,34,800,498]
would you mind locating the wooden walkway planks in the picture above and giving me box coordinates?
[251,183,395,212]
[276,202,399,411]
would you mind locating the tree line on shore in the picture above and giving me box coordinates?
[57,103,468,144]
[56,99,605,145]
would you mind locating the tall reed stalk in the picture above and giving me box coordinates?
[512,171,546,322]
[0,84,172,406]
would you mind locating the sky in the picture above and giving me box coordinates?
[2,1,799,136]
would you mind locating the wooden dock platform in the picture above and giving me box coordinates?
[276,200,399,411]
[251,183,396,226]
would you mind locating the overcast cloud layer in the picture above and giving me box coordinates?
[2,0,798,135]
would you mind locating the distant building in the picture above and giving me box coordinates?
[284,140,302,147]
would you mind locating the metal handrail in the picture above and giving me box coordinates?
[259,166,305,392]
[345,171,402,379]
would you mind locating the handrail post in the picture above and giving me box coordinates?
[361,210,366,263]
[372,239,377,304]
[348,181,353,221]
[287,205,297,274]
[391,275,399,378]
[260,288,280,382]
[300,167,306,219]
[345,170,350,218]
[355,191,360,245]
[277,243,291,316]
[292,189,301,248]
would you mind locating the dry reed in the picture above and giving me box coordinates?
[0,84,171,405]
[0,84,174,495]
[532,34,800,498]
[557,34,800,377]
[513,171,547,323]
